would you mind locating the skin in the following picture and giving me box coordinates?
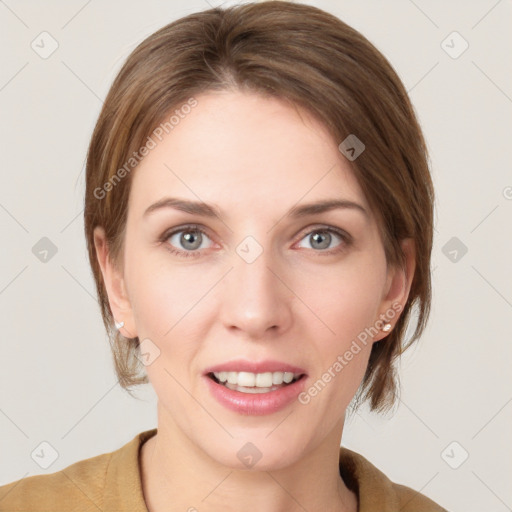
[94,90,415,512]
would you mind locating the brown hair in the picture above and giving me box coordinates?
[84,1,434,413]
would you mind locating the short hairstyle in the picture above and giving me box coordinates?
[84,1,434,413]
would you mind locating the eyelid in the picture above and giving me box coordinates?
[159,223,217,247]
[294,223,352,241]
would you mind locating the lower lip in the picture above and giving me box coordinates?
[204,374,307,415]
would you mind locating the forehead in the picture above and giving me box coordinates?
[128,90,369,219]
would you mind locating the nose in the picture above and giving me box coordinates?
[218,244,293,340]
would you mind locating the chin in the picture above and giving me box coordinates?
[204,436,305,472]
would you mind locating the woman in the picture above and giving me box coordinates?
[0,2,448,510]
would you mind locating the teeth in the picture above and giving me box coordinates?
[213,371,300,388]
[225,382,277,394]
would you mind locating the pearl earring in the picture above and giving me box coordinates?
[382,323,392,332]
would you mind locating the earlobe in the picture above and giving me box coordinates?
[93,226,137,338]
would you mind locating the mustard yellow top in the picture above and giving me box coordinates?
[0,428,448,511]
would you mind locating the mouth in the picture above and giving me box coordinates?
[207,371,306,394]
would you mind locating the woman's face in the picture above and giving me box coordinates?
[97,90,412,470]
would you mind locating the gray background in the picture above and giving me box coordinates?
[1,1,511,511]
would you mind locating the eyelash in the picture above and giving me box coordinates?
[158,223,352,259]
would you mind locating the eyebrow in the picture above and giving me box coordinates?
[143,197,369,220]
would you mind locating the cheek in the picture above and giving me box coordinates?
[299,257,386,344]
[126,249,213,338]
[125,256,210,401]
[295,257,385,405]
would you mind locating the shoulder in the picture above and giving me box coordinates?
[339,446,449,512]
[392,482,449,511]
[0,450,113,512]
[0,428,156,512]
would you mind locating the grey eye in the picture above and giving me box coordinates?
[297,230,342,251]
[168,229,212,251]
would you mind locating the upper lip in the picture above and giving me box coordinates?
[203,359,307,376]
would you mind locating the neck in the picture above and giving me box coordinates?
[139,406,357,512]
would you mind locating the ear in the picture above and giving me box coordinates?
[373,238,416,342]
[93,226,137,338]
